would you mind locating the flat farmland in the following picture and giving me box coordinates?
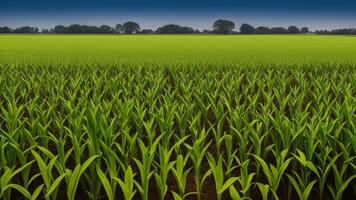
[1,35,356,66]
[0,35,355,200]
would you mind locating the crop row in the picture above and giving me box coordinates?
[0,65,355,200]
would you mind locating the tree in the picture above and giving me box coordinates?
[54,25,68,34]
[240,23,255,34]
[41,29,51,34]
[315,28,356,35]
[68,24,83,34]
[301,27,309,34]
[287,26,300,34]
[155,24,195,34]
[14,26,38,33]
[0,26,11,33]
[330,28,356,35]
[138,29,154,34]
[122,21,140,34]
[83,25,100,34]
[255,26,270,34]
[99,25,114,34]
[270,27,287,34]
[213,19,235,34]
[115,24,124,34]
[315,29,330,34]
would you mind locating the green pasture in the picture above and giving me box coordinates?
[1,35,355,66]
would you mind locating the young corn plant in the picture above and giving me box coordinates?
[229,118,249,162]
[244,119,265,159]
[254,183,279,200]
[171,154,193,199]
[31,150,67,200]
[185,130,211,200]
[235,159,255,198]
[252,149,292,197]
[154,136,188,200]
[286,173,316,200]
[96,166,115,200]
[65,155,99,200]
[113,166,137,200]
[287,149,321,200]
[327,162,356,200]
[223,134,238,177]
[315,149,341,198]
[210,102,227,155]
[0,162,34,200]
[134,137,162,200]
[207,154,238,200]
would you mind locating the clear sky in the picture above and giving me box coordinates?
[1,0,356,30]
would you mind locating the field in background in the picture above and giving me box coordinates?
[1,35,356,66]
[0,35,355,200]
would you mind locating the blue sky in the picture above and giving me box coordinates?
[1,0,355,30]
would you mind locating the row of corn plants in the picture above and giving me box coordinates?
[0,64,355,200]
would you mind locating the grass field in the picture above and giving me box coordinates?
[1,35,356,66]
[0,35,355,200]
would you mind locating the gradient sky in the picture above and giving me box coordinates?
[1,0,356,30]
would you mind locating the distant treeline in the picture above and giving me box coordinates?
[1,20,355,35]
[314,28,356,35]
[0,26,39,33]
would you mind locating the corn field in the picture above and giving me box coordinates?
[0,63,355,200]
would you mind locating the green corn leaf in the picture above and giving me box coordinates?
[287,174,302,199]
[172,192,183,200]
[45,173,67,199]
[31,184,44,200]
[256,183,269,200]
[31,150,51,188]
[96,166,114,200]
[79,155,100,175]
[219,177,238,195]
[229,186,242,200]
[336,174,356,200]
[252,155,272,182]
[302,180,317,200]
[5,184,31,199]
